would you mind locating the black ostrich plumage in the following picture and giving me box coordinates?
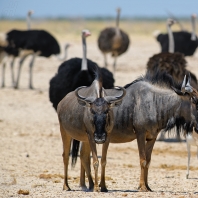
[49,58,115,110]
[7,29,60,57]
[156,31,198,56]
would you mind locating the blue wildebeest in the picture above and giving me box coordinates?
[72,71,198,192]
[57,64,126,192]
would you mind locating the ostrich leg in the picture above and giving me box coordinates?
[1,62,6,88]
[14,55,29,89]
[29,53,38,89]
[103,53,108,67]
[10,57,16,87]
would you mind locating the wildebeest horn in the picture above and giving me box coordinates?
[181,75,186,93]
[185,73,193,93]
[104,86,126,103]
[75,86,95,104]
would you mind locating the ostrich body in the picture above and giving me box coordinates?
[156,15,198,56]
[6,30,69,89]
[97,8,130,73]
[49,29,114,110]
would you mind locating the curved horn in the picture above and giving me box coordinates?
[75,86,95,104]
[75,86,87,100]
[185,73,193,93]
[104,86,126,103]
[181,75,187,93]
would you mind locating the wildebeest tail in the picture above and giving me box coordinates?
[71,139,80,167]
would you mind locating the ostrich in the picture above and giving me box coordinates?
[49,29,114,111]
[0,12,70,89]
[0,10,34,88]
[155,14,198,56]
[97,8,130,73]
[147,18,198,141]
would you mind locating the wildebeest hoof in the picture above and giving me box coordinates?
[63,184,71,191]
[146,184,153,192]
[186,174,189,179]
[101,187,108,192]
[138,185,151,192]
[80,185,88,191]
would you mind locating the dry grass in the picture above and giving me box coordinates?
[159,164,198,171]
[17,189,29,195]
[39,173,64,180]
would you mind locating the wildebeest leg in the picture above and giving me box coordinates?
[100,138,110,192]
[60,124,72,191]
[80,142,94,191]
[186,141,191,179]
[14,54,29,89]
[144,138,156,191]
[136,132,149,192]
[88,136,100,192]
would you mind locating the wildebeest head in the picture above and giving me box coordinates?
[75,86,126,144]
[172,74,198,133]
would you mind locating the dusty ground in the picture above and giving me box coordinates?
[0,29,198,198]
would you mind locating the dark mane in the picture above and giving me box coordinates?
[124,69,182,90]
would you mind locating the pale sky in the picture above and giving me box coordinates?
[0,0,198,19]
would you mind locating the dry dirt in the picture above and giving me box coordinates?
[0,34,198,198]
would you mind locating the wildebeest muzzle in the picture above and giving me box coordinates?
[94,131,107,144]
[93,114,107,144]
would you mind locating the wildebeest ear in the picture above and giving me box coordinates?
[171,86,184,95]
[110,100,123,108]
[77,99,87,107]
[77,99,92,107]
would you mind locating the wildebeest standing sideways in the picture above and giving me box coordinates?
[73,71,198,192]
[57,64,126,192]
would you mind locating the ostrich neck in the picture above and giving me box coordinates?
[115,12,121,35]
[56,45,68,61]
[191,17,197,41]
[116,12,120,28]
[27,15,31,30]
[167,23,174,53]
[81,36,87,70]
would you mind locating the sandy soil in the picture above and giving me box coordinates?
[0,35,198,198]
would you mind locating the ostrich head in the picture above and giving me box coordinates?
[82,29,91,39]
[191,14,197,19]
[116,8,121,13]
[27,10,34,17]
[167,18,176,27]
